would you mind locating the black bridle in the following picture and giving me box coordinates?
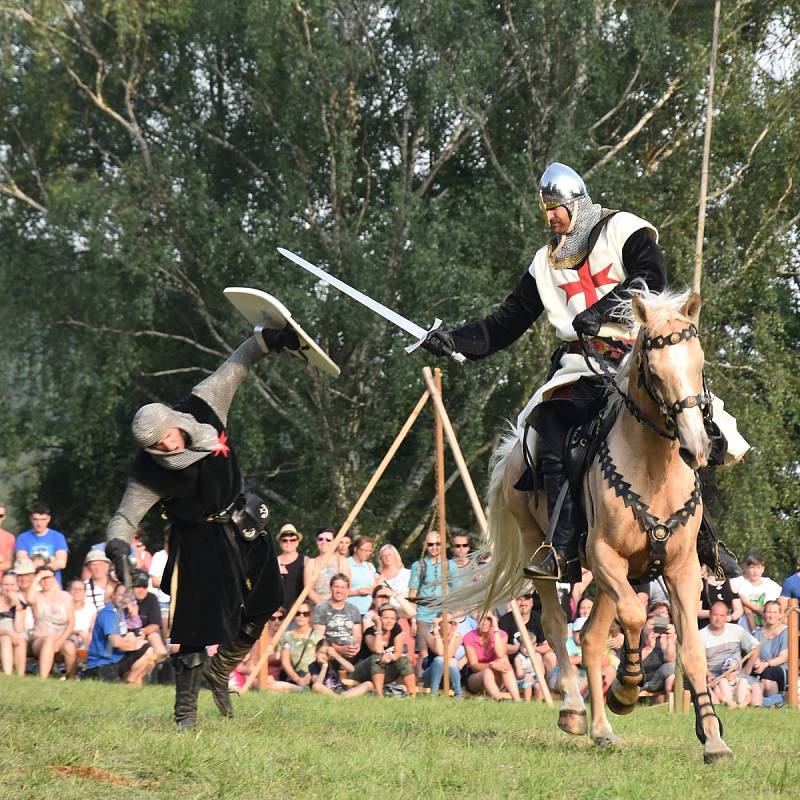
[579,323,713,440]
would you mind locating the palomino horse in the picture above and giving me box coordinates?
[471,288,732,762]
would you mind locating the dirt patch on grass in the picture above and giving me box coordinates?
[51,764,137,786]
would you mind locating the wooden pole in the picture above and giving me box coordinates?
[240,389,431,694]
[434,367,451,696]
[693,0,721,294]
[421,366,552,705]
[788,599,799,708]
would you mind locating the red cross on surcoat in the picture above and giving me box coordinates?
[558,261,619,308]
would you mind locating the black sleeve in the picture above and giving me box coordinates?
[138,593,161,628]
[448,270,544,360]
[586,228,668,325]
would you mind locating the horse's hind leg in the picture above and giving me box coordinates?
[665,561,733,763]
[580,589,624,747]
[534,577,587,735]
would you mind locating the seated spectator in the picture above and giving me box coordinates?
[421,616,463,697]
[311,574,362,661]
[0,571,27,675]
[377,544,411,597]
[0,502,15,573]
[499,591,557,683]
[698,563,743,629]
[15,502,69,587]
[67,579,96,651]
[305,529,351,605]
[280,602,322,688]
[514,641,542,702]
[731,550,782,634]
[276,523,307,612]
[463,611,520,701]
[85,583,154,686]
[27,566,76,678]
[236,608,301,693]
[751,600,788,707]
[309,640,373,698]
[84,549,112,613]
[12,558,36,641]
[352,603,416,697]
[347,535,378,615]
[779,549,800,615]
[131,570,168,663]
[699,601,760,708]
[639,606,677,701]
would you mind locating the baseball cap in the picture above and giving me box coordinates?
[132,570,150,589]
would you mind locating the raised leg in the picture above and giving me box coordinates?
[665,560,732,763]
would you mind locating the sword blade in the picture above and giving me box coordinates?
[277,247,427,340]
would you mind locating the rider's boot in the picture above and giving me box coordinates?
[696,512,741,580]
[523,431,583,583]
[173,651,205,731]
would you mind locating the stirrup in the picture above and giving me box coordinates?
[523,544,563,581]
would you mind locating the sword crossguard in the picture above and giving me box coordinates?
[405,319,466,364]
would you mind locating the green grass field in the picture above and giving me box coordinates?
[0,676,797,800]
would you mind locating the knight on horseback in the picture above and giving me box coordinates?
[423,162,747,584]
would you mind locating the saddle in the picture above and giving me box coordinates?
[565,403,620,499]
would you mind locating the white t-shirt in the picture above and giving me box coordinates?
[698,623,758,675]
[73,604,96,636]
[149,549,170,605]
[730,575,781,632]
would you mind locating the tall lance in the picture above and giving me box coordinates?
[277,247,466,364]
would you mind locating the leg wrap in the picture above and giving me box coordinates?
[688,682,723,744]
[616,642,644,687]
[203,635,255,718]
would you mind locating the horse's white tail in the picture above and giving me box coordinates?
[431,428,531,614]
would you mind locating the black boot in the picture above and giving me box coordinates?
[696,513,741,580]
[523,431,583,584]
[203,638,253,718]
[173,652,205,731]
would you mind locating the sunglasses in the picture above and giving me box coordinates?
[281,535,299,542]
[270,615,285,622]
[426,542,440,548]
[317,536,333,542]
[452,543,470,548]
[296,610,311,617]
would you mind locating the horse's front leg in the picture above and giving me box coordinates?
[580,589,623,747]
[534,578,587,735]
[665,558,733,763]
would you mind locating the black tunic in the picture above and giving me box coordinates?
[131,394,283,646]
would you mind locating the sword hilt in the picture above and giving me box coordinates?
[405,319,466,364]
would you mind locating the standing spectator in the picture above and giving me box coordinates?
[463,611,520,701]
[0,572,27,675]
[408,533,458,674]
[347,535,378,615]
[751,600,789,707]
[422,616,463,697]
[276,523,307,612]
[311,574,362,660]
[731,550,782,634]
[131,570,168,663]
[27,566,76,678]
[698,563,743,629]
[352,603,416,697]
[280,601,321,688]
[85,583,154,686]
[450,533,472,569]
[15,502,68,587]
[699,601,760,708]
[0,502,15,572]
[67,580,96,651]
[132,530,152,573]
[779,549,800,615]
[84,550,112,612]
[377,544,411,597]
[309,640,373,698]
[305,529,351,605]
[336,533,352,562]
[148,529,170,638]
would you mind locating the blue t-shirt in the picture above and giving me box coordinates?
[16,528,69,586]
[408,557,459,623]
[87,604,126,668]
[780,573,800,601]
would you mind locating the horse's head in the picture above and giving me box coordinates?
[631,291,711,469]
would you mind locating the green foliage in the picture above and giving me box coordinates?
[0,1,798,576]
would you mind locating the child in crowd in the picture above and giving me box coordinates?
[309,641,373,698]
[514,642,538,702]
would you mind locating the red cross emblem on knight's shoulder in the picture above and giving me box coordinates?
[212,431,231,458]
[558,261,619,307]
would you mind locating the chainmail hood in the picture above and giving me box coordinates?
[131,402,221,471]
[548,194,608,269]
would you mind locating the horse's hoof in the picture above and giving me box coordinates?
[606,686,637,716]
[557,708,587,736]
[592,734,626,749]
[704,748,734,764]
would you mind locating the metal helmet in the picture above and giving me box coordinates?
[538,162,587,216]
